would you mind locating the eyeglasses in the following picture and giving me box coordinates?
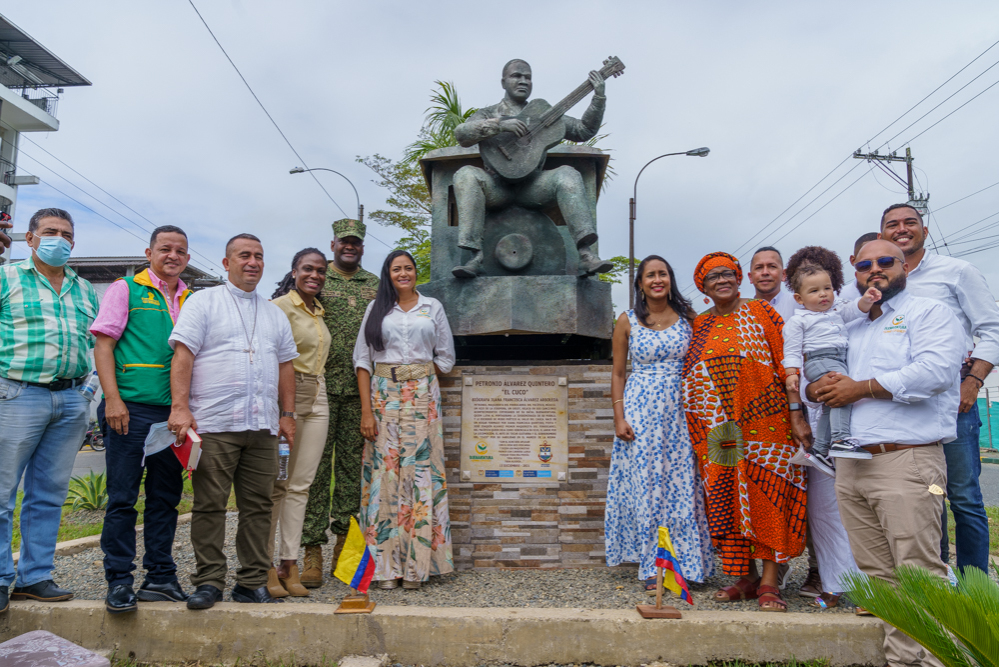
[855,256,898,273]
[704,270,738,285]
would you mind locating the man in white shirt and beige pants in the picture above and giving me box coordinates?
[810,239,964,667]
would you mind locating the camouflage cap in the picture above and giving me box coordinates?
[332,218,366,241]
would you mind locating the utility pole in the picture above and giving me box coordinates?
[852,146,930,216]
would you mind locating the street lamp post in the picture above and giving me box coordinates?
[628,147,710,306]
[289,167,364,223]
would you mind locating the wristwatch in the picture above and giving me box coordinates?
[787,402,803,412]
[280,411,296,418]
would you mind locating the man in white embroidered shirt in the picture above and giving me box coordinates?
[810,240,964,667]
[168,234,298,610]
[881,202,999,575]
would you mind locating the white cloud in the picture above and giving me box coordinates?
[8,0,999,310]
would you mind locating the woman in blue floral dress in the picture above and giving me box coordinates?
[606,255,715,593]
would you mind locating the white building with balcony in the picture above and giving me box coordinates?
[0,13,89,262]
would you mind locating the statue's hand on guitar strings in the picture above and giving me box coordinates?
[588,70,606,97]
[498,118,529,137]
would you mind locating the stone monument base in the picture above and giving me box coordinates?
[441,362,613,569]
[421,276,612,361]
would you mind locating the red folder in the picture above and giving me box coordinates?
[172,430,203,471]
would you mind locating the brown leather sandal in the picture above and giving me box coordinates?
[757,584,787,612]
[714,577,761,602]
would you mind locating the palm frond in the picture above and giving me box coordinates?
[844,566,999,667]
[402,81,478,165]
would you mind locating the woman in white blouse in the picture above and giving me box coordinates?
[353,250,455,590]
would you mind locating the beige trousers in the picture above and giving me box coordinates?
[835,444,948,667]
[269,374,330,561]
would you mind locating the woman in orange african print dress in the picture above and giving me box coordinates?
[682,252,808,612]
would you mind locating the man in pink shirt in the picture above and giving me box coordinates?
[90,225,192,613]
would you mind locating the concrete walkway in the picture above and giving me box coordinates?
[0,601,885,666]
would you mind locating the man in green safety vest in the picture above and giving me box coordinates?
[91,225,193,614]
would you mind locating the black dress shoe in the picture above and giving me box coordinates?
[138,579,189,602]
[1,585,8,613]
[106,584,137,614]
[11,580,73,602]
[231,584,283,603]
[186,584,223,610]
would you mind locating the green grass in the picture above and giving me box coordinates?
[11,476,197,552]
[945,502,999,556]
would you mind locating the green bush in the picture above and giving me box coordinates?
[64,471,108,511]
[845,564,999,667]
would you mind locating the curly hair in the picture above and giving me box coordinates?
[785,245,845,294]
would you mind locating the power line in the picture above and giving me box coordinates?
[875,55,999,150]
[903,77,999,147]
[724,37,999,263]
[14,148,225,273]
[944,210,999,243]
[186,0,392,250]
[934,179,999,212]
[15,166,221,277]
[767,167,874,248]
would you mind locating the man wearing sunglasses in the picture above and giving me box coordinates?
[881,203,999,576]
[809,239,964,667]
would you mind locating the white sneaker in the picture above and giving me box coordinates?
[829,439,872,459]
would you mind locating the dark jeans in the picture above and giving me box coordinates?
[98,400,184,587]
[940,402,989,573]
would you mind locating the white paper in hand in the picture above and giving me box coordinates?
[143,421,175,463]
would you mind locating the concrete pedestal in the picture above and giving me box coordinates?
[441,363,613,569]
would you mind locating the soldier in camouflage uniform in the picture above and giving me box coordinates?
[300,218,379,588]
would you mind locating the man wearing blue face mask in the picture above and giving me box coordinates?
[0,207,99,613]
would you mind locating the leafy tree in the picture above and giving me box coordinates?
[844,564,999,667]
[598,255,635,286]
[356,154,432,284]
[403,80,477,165]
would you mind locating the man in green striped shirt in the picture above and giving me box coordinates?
[0,208,99,614]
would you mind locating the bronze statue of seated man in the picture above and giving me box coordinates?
[451,59,614,279]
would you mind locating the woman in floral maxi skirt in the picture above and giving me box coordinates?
[353,250,456,589]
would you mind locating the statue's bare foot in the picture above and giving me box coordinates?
[452,252,484,279]
[578,249,613,277]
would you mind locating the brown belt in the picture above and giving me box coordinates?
[860,441,940,455]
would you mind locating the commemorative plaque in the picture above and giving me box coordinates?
[460,375,568,484]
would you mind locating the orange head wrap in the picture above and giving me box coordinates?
[693,252,742,293]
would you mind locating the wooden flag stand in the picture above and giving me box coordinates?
[636,567,682,619]
[334,587,376,614]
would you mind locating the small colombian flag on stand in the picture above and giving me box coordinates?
[333,517,376,594]
[655,526,693,605]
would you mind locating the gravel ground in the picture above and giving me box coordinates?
[52,513,861,613]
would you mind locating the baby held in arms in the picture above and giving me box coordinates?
[782,247,881,472]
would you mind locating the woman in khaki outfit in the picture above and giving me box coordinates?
[267,248,333,597]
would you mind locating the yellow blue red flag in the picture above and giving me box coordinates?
[333,517,376,594]
[655,526,693,605]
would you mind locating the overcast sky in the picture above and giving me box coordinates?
[8,1,999,310]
